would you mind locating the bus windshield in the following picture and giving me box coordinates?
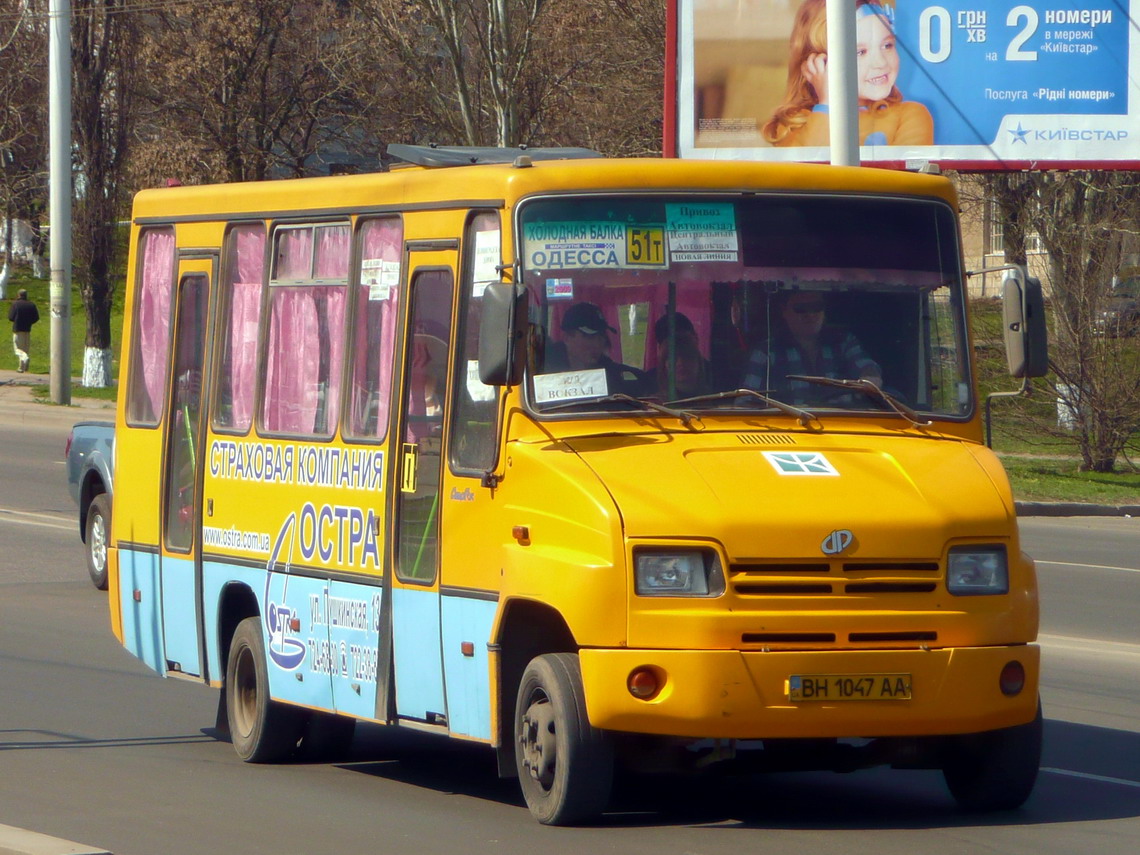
[517,193,969,421]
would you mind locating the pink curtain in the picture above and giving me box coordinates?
[263,287,347,434]
[348,219,402,438]
[262,223,349,435]
[276,229,313,279]
[128,228,175,424]
[322,287,347,430]
[221,225,265,430]
[315,225,350,278]
[264,289,319,433]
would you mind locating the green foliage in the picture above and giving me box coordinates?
[999,455,1140,504]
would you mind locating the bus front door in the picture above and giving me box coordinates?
[159,256,215,679]
[389,253,455,725]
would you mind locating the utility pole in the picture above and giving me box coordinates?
[826,0,859,167]
[49,0,72,404]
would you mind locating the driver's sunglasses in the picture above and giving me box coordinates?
[792,301,825,314]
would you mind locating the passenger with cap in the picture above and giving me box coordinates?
[544,301,646,394]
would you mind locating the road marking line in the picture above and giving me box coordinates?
[0,508,73,532]
[1042,767,1140,789]
[1038,633,1140,657]
[1037,560,1139,574]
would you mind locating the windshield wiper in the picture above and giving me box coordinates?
[666,388,819,428]
[542,393,699,427]
[786,375,932,427]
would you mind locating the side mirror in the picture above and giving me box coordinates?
[1002,267,1048,378]
[478,281,528,387]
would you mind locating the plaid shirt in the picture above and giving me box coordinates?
[742,329,880,404]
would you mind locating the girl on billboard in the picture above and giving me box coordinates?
[762,0,933,147]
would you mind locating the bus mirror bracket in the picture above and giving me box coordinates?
[479,280,528,387]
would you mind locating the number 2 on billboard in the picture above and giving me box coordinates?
[918,5,1039,64]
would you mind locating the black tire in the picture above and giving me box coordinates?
[298,712,356,762]
[942,700,1043,812]
[85,494,111,591]
[225,617,304,763]
[514,652,614,825]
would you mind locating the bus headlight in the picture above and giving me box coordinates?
[635,550,725,597]
[946,546,1008,595]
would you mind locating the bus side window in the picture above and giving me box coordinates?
[126,227,176,426]
[261,223,350,437]
[346,217,403,440]
[450,211,502,474]
[213,223,266,433]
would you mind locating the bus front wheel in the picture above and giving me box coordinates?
[225,617,303,763]
[514,652,613,825]
[942,699,1043,811]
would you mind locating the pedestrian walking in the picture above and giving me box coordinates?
[8,288,39,373]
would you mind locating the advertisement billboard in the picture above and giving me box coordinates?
[668,0,1140,169]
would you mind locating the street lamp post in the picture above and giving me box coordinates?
[826,0,860,166]
[49,0,72,404]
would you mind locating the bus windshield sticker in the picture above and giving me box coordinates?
[523,222,666,271]
[762,451,839,476]
[362,258,399,301]
[546,278,574,300]
[665,203,739,263]
[533,368,608,404]
[472,229,501,296]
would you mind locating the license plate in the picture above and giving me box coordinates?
[787,673,912,701]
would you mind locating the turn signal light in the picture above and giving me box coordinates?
[627,667,660,700]
[999,660,1025,696]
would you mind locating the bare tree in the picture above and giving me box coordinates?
[351,0,552,147]
[72,0,137,386]
[0,0,48,288]
[986,170,1140,473]
[529,0,664,155]
[132,0,355,186]
[349,0,663,154]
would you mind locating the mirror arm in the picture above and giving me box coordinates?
[984,376,1034,448]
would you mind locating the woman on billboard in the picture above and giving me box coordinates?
[762,0,934,147]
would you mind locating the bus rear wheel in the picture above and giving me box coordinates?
[225,617,303,763]
[514,653,613,825]
[942,700,1043,811]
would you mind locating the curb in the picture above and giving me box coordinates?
[0,374,115,425]
[1016,501,1139,517]
[0,824,110,855]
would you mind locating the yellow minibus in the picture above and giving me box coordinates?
[108,146,1045,824]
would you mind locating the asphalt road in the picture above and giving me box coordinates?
[0,408,1137,855]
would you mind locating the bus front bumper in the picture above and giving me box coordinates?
[579,645,1039,739]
